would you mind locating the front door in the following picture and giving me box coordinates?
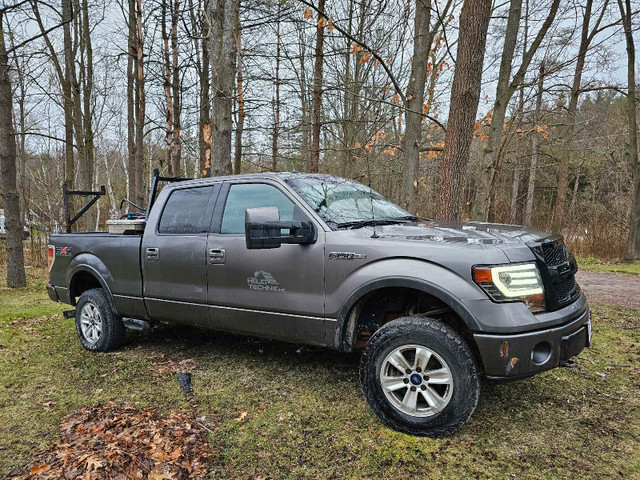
[142,184,219,326]
[206,181,326,345]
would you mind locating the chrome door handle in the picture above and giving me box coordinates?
[208,248,225,264]
[146,247,159,261]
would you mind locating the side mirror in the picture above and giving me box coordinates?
[245,207,317,249]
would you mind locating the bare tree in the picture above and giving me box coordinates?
[524,60,544,225]
[618,0,639,258]
[436,0,491,220]
[271,1,281,172]
[400,0,431,212]
[162,0,182,176]
[309,0,325,173]
[234,19,244,174]
[0,9,26,287]
[551,0,608,231]
[484,0,560,221]
[134,0,145,206]
[207,0,239,176]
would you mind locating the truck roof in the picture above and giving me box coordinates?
[162,172,341,190]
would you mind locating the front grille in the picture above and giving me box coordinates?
[529,239,580,311]
[542,242,568,266]
[552,272,578,305]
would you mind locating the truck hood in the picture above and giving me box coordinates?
[363,220,551,245]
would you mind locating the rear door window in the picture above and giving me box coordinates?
[158,187,214,234]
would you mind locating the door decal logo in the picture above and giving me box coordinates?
[247,271,286,292]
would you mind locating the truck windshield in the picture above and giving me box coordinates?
[285,176,412,227]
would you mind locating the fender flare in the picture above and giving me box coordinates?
[334,276,482,351]
[67,260,118,315]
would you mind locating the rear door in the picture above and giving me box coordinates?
[206,180,326,345]
[142,184,219,326]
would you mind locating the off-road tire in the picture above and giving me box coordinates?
[75,288,125,352]
[359,316,480,437]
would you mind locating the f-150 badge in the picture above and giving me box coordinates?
[247,271,286,292]
[329,252,367,260]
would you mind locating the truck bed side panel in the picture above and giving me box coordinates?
[49,233,145,318]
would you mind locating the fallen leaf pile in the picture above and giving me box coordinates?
[11,402,211,479]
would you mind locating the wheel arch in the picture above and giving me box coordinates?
[334,277,482,352]
[67,258,118,314]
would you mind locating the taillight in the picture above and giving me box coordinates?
[48,245,55,271]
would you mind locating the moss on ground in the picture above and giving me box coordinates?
[0,267,639,479]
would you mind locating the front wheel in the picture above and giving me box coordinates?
[75,288,125,352]
[359,316,480,437]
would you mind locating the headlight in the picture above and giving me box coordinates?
[473,263,545,312]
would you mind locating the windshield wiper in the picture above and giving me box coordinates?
[336,219,412,230]
[394,215,431,222]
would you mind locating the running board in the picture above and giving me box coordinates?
[63,310,76,319]
[122,317,150,331]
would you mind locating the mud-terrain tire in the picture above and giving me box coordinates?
[75,288,125,352]
[359,316,480,437]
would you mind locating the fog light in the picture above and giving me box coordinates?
[532,341,551,365]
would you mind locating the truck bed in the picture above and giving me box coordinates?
[49,232,143,313]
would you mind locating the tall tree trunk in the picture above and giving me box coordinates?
[309,0,325,173]
[436,0,491,220]
[340,0,354,178]
[171,0,181,176]
[127,0,137,204]
[200,14,212,177]
[62,0,75,189]
[80,0,95,227]
[484,0,521,220]
[189,0,211,177]
[134,0,145,206]
[619,0,640,258]
[401,0,432,212]
[568,173,580,220]
[271,2,281,172]
[207,0,239,176]
[485,0,560,221]
[510,166,521,222]
[552,0,605,231]
[524,61,544,226]
[233,21,244,174]
[0,14,26,287]
[162,0,175,174]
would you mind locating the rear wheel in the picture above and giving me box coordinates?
[75,288,125,352]
[359,316,480,437]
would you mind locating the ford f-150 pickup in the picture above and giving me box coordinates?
[47,173,591,436]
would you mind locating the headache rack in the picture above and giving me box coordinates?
[62,169,192,233]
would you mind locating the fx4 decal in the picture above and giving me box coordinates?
[55,246,72,256]
[247,271,286,292]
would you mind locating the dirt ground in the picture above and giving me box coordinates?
[577,271,640,309]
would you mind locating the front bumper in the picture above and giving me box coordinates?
[474,297,591,380]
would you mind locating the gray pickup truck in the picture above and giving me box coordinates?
[47,173,591,436]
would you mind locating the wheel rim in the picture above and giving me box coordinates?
[80,302,102,344]
[380,344,454,418]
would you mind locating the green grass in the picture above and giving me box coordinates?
[577,257,640,276]
[1,267,639,479]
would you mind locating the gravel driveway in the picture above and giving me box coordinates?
[576,271,640,309]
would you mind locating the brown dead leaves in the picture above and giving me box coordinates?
[11,402,211,480]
